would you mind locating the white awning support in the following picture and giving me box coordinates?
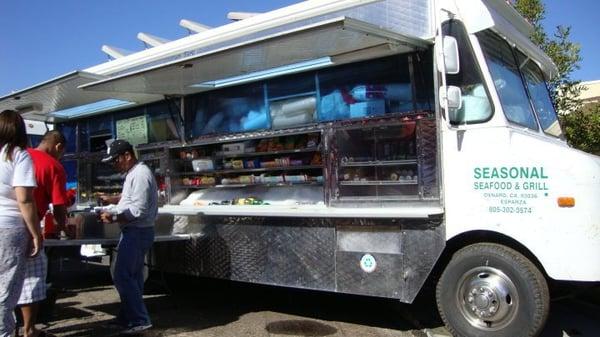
[137,32,171,48]
[85,0,387,76]
[179,19,212,34]
[80,17,429,96]
[227,12,261,21]
[101,45,134,59]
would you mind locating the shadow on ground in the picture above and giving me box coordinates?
[44,261,600,337]
[46,261,441,336]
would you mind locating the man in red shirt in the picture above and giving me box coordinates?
[17,130,69,337]
[27,131,69,235]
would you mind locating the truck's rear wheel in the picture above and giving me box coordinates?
[436,243,549,337]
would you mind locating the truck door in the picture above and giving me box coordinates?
[434,18,551,337]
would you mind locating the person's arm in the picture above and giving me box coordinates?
[49,167,69,231]
[115,170,155,222]
[15,186,41,257]
[53,204,67,231]
[99,193,121,205]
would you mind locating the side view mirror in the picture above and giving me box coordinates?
[439,85,462,122]
[436,36,460,74]
[446,86,462,110]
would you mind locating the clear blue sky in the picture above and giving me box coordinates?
[1,0,598,97]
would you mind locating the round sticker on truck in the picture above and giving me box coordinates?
[360,253,377,273]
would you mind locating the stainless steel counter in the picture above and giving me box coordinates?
[44,233,198,247]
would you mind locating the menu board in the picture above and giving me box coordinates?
[116,115,148,147]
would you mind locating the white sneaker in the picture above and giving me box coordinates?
[121,323,152,334]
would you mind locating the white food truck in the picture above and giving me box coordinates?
[2,1,599,336]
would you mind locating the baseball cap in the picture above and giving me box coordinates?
[101,139,133,163]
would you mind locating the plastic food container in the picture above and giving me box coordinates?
[222,142,247,154]
[192,159,214,172]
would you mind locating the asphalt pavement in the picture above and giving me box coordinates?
[33,259,600,337]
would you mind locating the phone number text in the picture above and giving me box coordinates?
[488,206,533,214]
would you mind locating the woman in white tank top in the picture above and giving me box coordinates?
[0,110,40,337]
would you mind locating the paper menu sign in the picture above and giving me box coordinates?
[116,115,148,147]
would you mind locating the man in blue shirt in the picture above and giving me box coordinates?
[99,139,157,334]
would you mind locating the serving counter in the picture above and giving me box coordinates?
[159,204,443,219]
[44,233,197,247]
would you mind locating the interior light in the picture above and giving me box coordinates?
[50,99,135,119]
[557,197,575,208]
[191,57,333,89]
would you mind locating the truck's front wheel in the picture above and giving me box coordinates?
[436,243,549,337]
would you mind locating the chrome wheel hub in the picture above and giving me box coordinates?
[457,267,519,330]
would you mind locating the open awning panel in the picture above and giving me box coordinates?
[0,17,430,122]
[0,71,163,122]
[81,17,429,96]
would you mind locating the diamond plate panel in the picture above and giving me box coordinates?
[334,218,443,302]
[151,236,203,276]
[152,216,443,303]
[417,119,439,199]
[400,223,445,302]
[265,218,336,290]
[197,229,233,279]
[336,251,404,298]
[153,216,336,291]
[217,219,268,283]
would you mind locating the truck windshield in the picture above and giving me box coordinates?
[477,30,563,137]
[517,52,563,137]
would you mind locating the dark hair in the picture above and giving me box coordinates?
[41,130,67,146]
[0,110,28,161]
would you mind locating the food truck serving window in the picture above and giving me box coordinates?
[84,114,115,152]
[59,122,78,154]
[186,82,268,138]
[58,100,180,154]
[185,54,434,139]
[146,101,180,142]
[318,55,420,121]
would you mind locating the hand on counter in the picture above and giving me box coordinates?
[99,211,119,224]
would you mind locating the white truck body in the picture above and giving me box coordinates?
[1,1,598,336]
[435,0,600,282]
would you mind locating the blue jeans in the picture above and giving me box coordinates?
[113,226,154,327]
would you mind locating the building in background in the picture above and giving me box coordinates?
[580,80,600,106]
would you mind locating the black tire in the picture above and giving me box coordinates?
[436,243,549,337]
